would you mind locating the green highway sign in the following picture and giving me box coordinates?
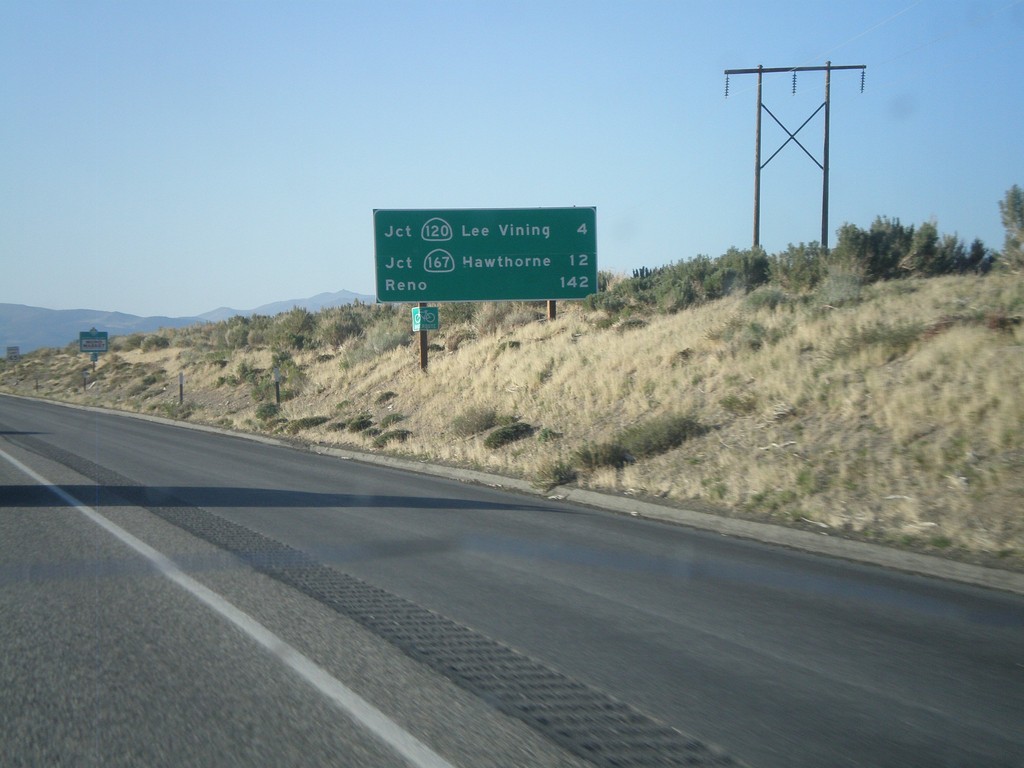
[374,207,597,303]
[411,306,439,332]
[79,328,108,353]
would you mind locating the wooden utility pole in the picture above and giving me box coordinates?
[753,65,763,248]
[821,63,832,249]
[724,62,865,250]
[418,302,429,372]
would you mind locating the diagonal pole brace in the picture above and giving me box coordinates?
[760,102,825,170]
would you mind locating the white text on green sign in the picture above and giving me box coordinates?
[79,329,109,353]
[374,208,597,302]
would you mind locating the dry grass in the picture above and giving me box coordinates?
[4,273,1022,568]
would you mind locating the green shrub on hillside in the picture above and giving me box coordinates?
[588,248,771,318]
[380,413,405,428]
[582,208,1000,323]
[374,429,412,447]
[255,402,279,421]
[343,312,411,367]
[618,413,707,458]
[575,441,631,470]
[769,243,826,291]
[721,393,758,415]
[120,334,145,351]
[218,315,255,349]
[347,414,374,432]
[484,422,533,449]
[285,415,330,433]
[441,303,477,325]
[745,286,789,311]
[237,351,304,403]
[269,307,316,350]
[536,459,577,489]
[157,401,195,420]
[575,414,706,470]
[315,304,371,348]
[237,361,262,385]
[1000,184,1023,270]
[141,334,170,351]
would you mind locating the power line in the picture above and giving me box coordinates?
[876,0,1024,69]
[809,0,924,65]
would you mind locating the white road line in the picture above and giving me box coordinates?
[1,447,457,768]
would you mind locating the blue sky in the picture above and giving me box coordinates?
[2,0,1022,317]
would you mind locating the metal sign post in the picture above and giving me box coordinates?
[411,305,439,372]
[419,304,429,372]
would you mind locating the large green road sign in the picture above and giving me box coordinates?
[374,207,597,302]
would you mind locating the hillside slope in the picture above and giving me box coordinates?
[3,273,1022,570]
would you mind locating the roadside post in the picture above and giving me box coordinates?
[179,372,185,405]
[411,304,439,371]
[273,367,282,404]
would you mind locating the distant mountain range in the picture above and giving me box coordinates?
[1,289,374,353]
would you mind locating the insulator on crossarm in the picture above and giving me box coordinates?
[860,69,866,93]
[725,74,730,99]
[792,71,797,94]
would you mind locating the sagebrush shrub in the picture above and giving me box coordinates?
[618,413,707,458]
[452,406,498,437]
[374,429,412,447]
[575,441,630,470]
[484,422,533,449]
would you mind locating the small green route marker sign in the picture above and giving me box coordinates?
[411,305,439,332]
[374,207,597,303]
[79,328,108,353]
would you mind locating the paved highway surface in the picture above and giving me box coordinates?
[2,395,1022,767]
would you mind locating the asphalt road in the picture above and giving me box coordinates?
[2,395,1022,768]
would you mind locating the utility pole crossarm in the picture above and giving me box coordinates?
[724,65,866,75]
